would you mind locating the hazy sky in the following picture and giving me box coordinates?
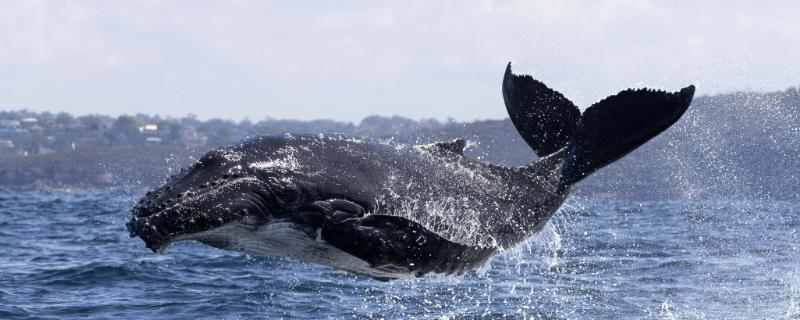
[1,1,798,122]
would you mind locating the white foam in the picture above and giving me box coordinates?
[248,146,301,172]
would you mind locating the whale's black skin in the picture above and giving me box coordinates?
[127,64,695,280]
[128,135,568,279]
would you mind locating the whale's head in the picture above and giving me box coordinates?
[125,140,345,253]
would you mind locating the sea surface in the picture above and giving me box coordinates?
[1,192,798,319]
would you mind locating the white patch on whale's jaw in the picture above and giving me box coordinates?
[173,222,415,280]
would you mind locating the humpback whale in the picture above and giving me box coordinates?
[127,63,695,281]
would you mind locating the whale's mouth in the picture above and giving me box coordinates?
[126,177,276,252]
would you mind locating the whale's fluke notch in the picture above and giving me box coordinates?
[502,62,581,157]
[562,85,695,184]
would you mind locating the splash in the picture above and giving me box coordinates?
[385,196,496,248]
[786,270,800,319]
[249,147,301,172]
[658,300,679,320]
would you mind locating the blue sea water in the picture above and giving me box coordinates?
[1,192,799,319]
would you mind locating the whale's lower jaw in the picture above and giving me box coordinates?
[173,222,418,281]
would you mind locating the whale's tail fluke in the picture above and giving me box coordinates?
[561,84,695,185]
[502,62,695,185]
[502,63,581,157]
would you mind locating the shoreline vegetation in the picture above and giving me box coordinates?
[1,88,798,199]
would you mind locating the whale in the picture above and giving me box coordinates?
[127,63,695,281]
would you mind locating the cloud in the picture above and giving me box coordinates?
[0,0,797,121]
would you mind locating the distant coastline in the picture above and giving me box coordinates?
[1,87,798,199]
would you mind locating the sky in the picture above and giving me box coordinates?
[1,1,798,122]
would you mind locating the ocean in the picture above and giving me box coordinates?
[1,192,798,319]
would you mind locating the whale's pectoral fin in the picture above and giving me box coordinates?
[320,214,495,279]
[286,198,366,238]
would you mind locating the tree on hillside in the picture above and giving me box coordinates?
[107,115,144,145]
